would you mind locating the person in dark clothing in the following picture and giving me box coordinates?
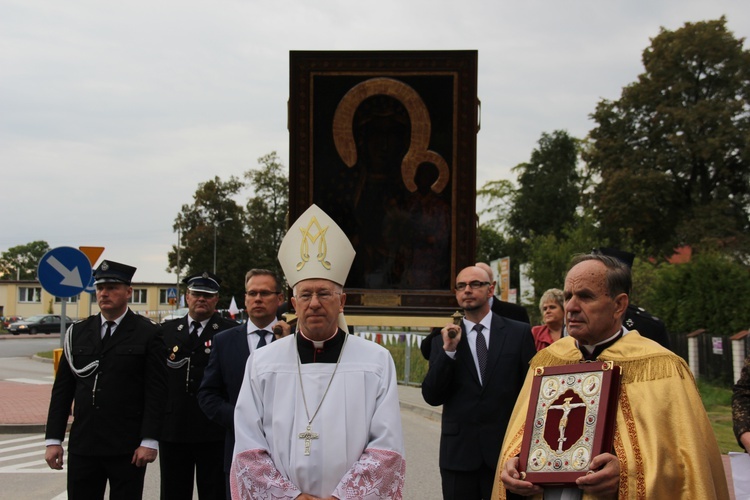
[421,261,530,360]
[160,272,237,500]
[45,260,168,500]
[594,247,671,350]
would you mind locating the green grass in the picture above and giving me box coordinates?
[383,338,429,385]
[37,350,55,359]
[698,378,743,454]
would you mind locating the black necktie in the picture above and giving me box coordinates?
[102,321,115,345]
[474,324,488,384]
[189,321,201,349]
[255,330,268,349]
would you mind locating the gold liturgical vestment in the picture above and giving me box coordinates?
[492,331,729,500]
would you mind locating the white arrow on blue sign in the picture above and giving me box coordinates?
[37,247,93,298]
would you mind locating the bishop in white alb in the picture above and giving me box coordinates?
[231,334,405,499]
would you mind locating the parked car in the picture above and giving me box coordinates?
[161,308,189,323]
[2,316,23,329]
[8,314,74,335]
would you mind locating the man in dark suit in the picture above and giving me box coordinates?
[420,261,530,360]
[160,272,237,500]
[422,265,536,500]
[197,269,290,499]
[476,262,530,324]
[44,260,168,500]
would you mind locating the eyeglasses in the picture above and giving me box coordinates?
[455,281,491,291]
[295,291,340,304]
[245,290,281,298]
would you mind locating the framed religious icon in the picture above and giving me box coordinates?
[288,50,479,316]
[518,361,622,486]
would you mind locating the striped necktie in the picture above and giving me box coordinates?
[474,324,487,384]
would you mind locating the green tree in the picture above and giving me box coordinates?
[0,241,51,280]
[586,17,750,257]
[526,214,601,300]
[476,181,529,292]
[167,152,290,307]
[168,176,246,307]
[475,224,507,265]
[477,131,585,296]
[477,179,515,234]
[508,130,582,240]
[244,152,289,279]
[642,252,750,335]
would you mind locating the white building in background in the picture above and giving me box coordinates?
[0,279,182,323]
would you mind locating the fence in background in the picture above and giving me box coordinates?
[352,327,430,386]
[358,326,750,388]
[670,329,748,387]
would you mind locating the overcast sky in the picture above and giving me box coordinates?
[2,0,749,283]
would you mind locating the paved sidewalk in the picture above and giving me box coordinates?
[0,380,56,432]
[0,378,440,432]
[398,384,441,421]
[0,353,65,433]
[0,361,442,431]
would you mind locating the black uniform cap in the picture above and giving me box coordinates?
[93,260,137,285]
[183,272,221,294]
[594,247,635,269]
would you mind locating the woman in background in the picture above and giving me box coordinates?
[532,288,564,351]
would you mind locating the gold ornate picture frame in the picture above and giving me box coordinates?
[288,50,478,316]
[519,361,622,486]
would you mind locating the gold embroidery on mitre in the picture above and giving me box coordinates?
[297,216,331,271]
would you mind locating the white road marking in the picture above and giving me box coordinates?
[5,378,53,385]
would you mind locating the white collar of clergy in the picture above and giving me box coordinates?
[298,328,339,349]
[578,326,627,355]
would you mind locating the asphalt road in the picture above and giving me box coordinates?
[0,335,61,358]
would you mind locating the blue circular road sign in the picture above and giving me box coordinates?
[37,247,93,298]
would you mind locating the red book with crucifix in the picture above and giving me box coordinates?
[517,361,622,486]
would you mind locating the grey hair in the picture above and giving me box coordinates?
[292,282,344,296]
[538,288,564,314]
[569,253,632,297]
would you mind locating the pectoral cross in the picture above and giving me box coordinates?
[298,424,319,456]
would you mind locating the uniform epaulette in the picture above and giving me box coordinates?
[635,307,663,323]
[134,314,160,326]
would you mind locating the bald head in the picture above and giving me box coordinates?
[475,262,495,282]
[454,266,494,319]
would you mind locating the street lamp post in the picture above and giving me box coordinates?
[175,216,183,313]
[213,217,233,274]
